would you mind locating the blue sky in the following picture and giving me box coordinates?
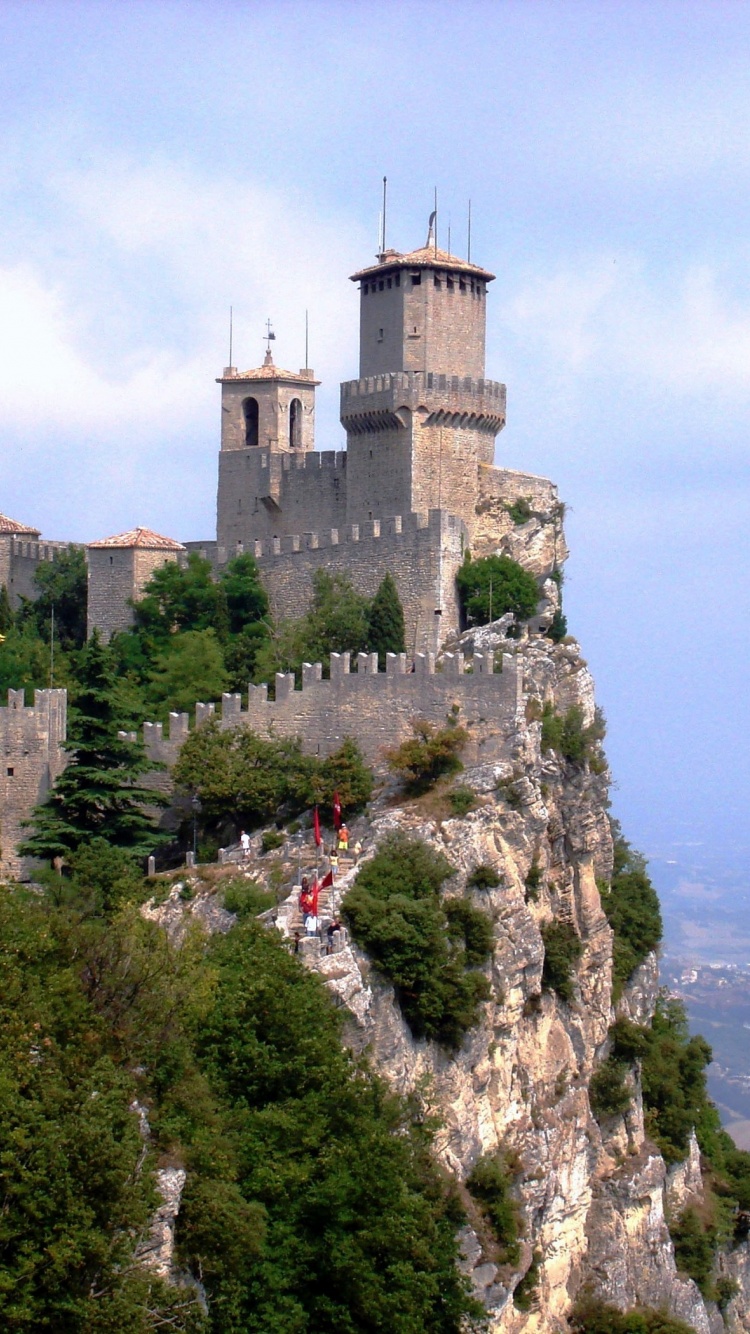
[1,0,748,884]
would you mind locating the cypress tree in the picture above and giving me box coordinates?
[19,632,165,864]
[367,572,406,668]
[0,584,13,635]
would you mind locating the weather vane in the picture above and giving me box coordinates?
[264,318,276,354]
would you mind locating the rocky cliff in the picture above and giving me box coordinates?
[292,616,747,1334]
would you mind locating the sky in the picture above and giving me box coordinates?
[0,0,748,897]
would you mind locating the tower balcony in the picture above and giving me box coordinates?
[340,370,506,435]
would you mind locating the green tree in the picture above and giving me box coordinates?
[466,1153,520,1262]
[132,553,229,646]
[0,584,13,634]
[600,833,663,996]
[148,629,228,717]
[540,921,582,1003]
[386,719,468,793]
[18,546,88,650]
[456,553,539,628]
[224,623,269,692]
[367,571,406,667]
[342,833,493,1047]
[306,568,370,660]
[0,624,54,695]
[219,552,269,634]
[19,633,165,863]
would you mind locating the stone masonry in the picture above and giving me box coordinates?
[0,688,67,881]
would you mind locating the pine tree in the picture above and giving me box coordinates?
[367,572,406,668]
[19,633,166,864]
[0,584,13,635]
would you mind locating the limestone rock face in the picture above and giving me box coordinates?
[299,625,748,1333]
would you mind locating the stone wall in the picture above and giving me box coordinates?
[357,266,488,379]
[0,688,67,881]
[2,538,79,608]
[217,447,347,557]
[139,648,522,773]
[253,509,468,656]
[218,370,317,454]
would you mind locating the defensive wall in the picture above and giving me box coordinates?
[217,447,347,554]
[136,648,523,774]
[1,538,79,608]
[0,688,67,881]
[252,509,468,657]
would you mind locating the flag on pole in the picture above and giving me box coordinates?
[313,806,322,847]
[319,869,333,891]
[332,791,342,830]
[310,879,320,914]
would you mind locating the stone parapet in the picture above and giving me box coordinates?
[340,370,506,434]
[0,688,68,881]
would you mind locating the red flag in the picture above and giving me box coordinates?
[332,791,342,830]
[313,806,322,847]
[319,869,333,891]
[310,879,320,914]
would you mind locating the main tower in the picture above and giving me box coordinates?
[340,223,506,536]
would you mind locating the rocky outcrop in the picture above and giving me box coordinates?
[295,625,747,1333]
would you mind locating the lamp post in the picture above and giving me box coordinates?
[191,794,201,861]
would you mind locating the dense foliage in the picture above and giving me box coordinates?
[19,633,166,864]
[0,877,485,1333]
[366,571,407,667]
[456,553,539,628]
[540,921,583,1003]
[386,719,468,792]
[466,1154,520,1262]
[599,834,663,997]
[589,1055,632,1120]
[571,1301,696,1334]
[173,722,372,840]
[540,701,606,767]
[342,834,493,1047]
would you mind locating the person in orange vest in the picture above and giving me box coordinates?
[337,823,349,852]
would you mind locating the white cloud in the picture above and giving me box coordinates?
[500,255,750,397]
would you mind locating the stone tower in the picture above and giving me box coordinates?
[87,527,185,642]
[340,226,506,536]
[217,350,318,454]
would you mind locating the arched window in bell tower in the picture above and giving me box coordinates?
[243,397,259,447]
[289,397,302,449]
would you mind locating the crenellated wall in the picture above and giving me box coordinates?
[217,446,348,555]
[1,538,79,608]
[138,648,522,773]
[0,688,67,881]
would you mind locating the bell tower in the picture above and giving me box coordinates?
[340,226,506,534]
[217,348,318,454]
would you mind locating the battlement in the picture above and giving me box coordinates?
[241,507,462,561]
[9,538,74,562]
[0,688,68,882]
[136,648,522,774]
[341,371,506,434]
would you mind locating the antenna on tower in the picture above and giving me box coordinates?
[433,186,438,252]
[228,305,233,367]
[467,199,472,263]
[381,175,387,255]
[447,214,451,254]
[305,309,309,370]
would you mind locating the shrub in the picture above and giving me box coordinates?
[540,921,582,1003]
[456,553,539,627]
[570,1299,697,1334]
[386,720,468,793]
[546,607,568,643]
[540,702,606,766]
[342,833,493,1048]
[261,830,285,853]
[524,860,543,900]
[505,497,532,525]
[468,864,501,891]
[599,833,663,997]
[514,1250,541,1310]
[496,776,523,810]
[466,1153,520,1262]
[222,879,275,918]
[448,786,476,817]
[589,1057,631,1120]
[670,1207,716,1296]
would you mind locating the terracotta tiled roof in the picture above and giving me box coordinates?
[351,245,494,283]
[0,512,40,536]
[217,365,320,385]
[88,527,185,551]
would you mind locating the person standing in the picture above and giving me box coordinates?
[240,830,251,859]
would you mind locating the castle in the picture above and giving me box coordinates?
[0,219,566,879]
